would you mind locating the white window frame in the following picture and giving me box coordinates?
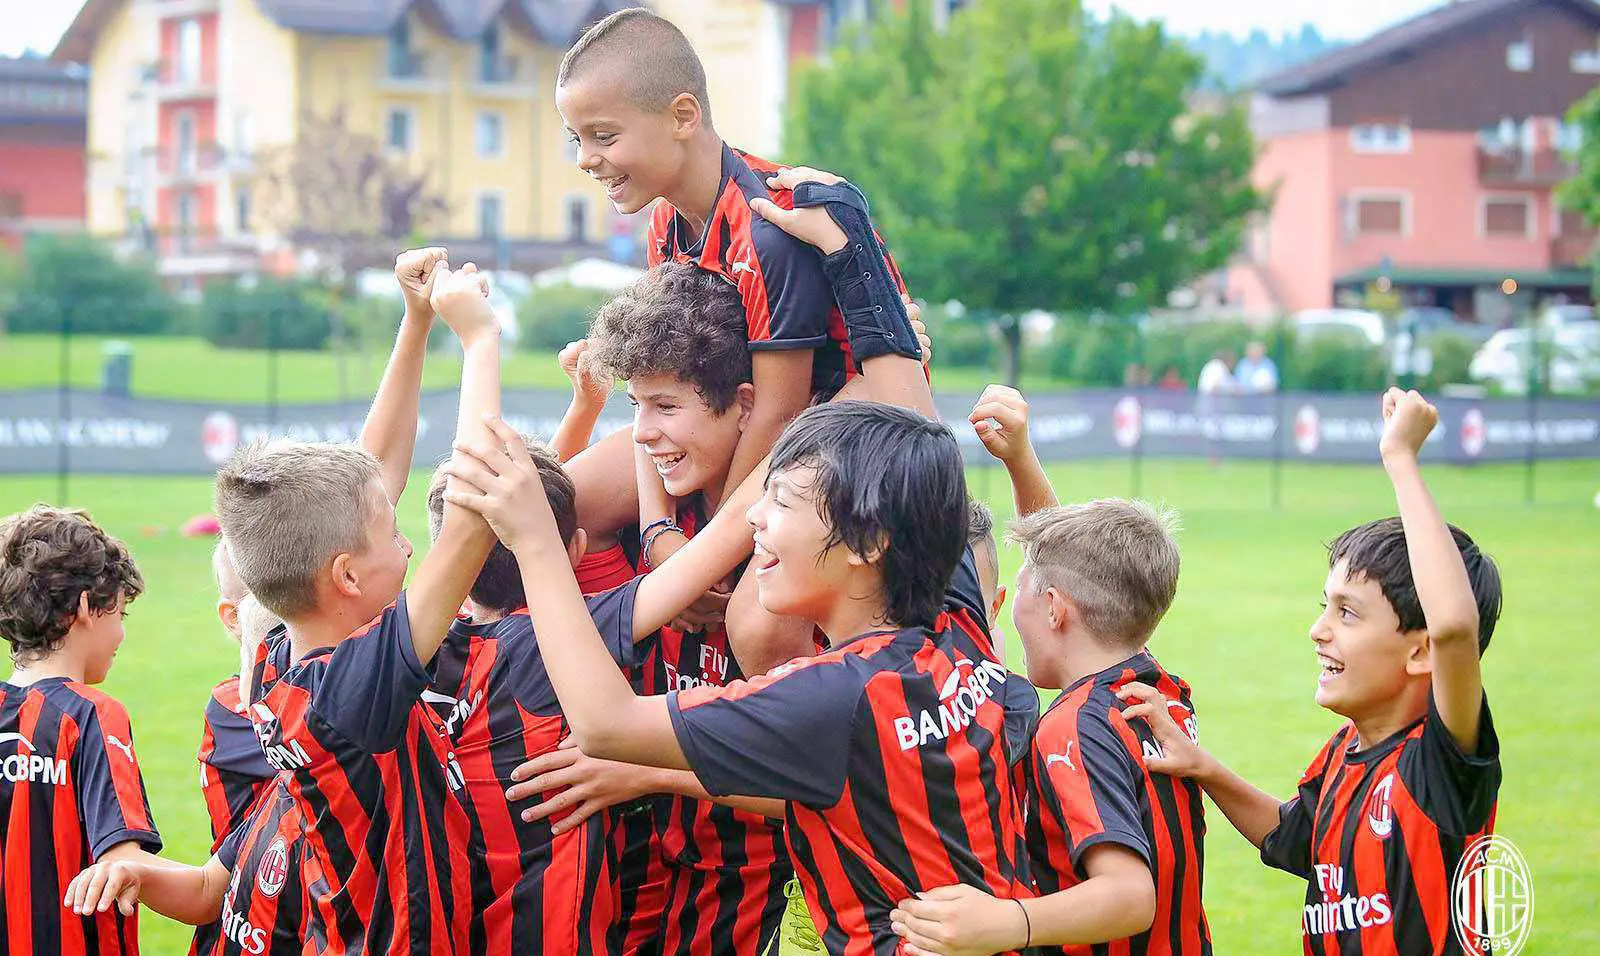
[477,190,505,238]
[385,106,415,155]
[1346,189,1413,238]
[1572,45,1600,74]
[476,111,505,159]
[1506,38,1533,72]
[1350,123,1412,154]
[177,19,202,84]
[1479,194,1535,240]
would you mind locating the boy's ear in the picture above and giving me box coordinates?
[734,383,756,430]
[1046,587,1075,634]
[329,552,362,600]
[1406,631,1433,677]
[991,584,1008,623]
[566,528,589,570]
[845,533,889,569]
[668,91,704,139]
[217,598,242,640]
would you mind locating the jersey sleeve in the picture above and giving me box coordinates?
[75,697,162,859]
[498,578,645,715]
[666,655,865,807]
[1036,703,1151,874]
[1398,693,1501,836]
[744,219,834,350]
[203,696,275,779]
[1260,728,1347,879]
[307,596,432,754]
[1000,673,1041,768]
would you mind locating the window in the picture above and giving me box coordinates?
[387,18,416,77]
[177,19,201,84]
[176,189,197,252]
[1557,121,1585,152]
[476,112,504,158]
[478,193,504,238]
[234,111,253,158]
[1350,123,1411,154]
[1506,38,1532,72]
[236,187,251,231]
[565,196,589,241]
[386,108,413,152]
[1573,44,1600,74]
[1483,196,1532,238]
[1350,194,1407,236]
[479,25,501,83]
[176,110,196,174]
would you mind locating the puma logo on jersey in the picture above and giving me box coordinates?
[105,735,135,762]
[1045,742,1076,771]
[729,258,754,276]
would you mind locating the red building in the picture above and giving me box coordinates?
[0,56,87,251]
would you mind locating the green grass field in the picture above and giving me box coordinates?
[1,458,1595,953]
[0,333,1069,402]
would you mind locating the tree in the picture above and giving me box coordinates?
[254,105,451,290]
[1556,86,1600,288]
[8,234,177,336]
[786,0,1263,384]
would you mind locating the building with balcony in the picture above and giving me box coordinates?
[0,56,87,252]
[1226,0,1600,325]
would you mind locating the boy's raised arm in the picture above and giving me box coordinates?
[403,264,501,666]
[360,247,448,501]
[550,339,613,462]
[1378,388,1486,754]
[970,384,1058,516]
[64,846,229,926]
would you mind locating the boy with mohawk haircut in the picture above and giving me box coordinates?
[556,7,911,550]
[1123,389,1503,956]
[0,505,157,956]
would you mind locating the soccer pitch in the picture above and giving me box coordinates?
[1,458,1594,954]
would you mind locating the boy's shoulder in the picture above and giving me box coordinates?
[50,680,131,725]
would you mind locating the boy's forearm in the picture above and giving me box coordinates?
[1005,448,1058,516]
[551,398,605,463]
[115,850,228,926]
[360,309,432,502]
[647,767,786,819]
[1194,759,1282,849]
[1023,869,1154,947]
[637,461,765,639]
[720,354,811,504]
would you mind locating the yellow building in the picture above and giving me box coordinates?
[54,0,637,288]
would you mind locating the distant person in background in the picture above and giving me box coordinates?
[1234,341,1279,394]
[1196,350,1236,465]
[1158,366,1186,391]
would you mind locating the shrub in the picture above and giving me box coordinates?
[8,234,178,335]
[1289,332,1386,392]
[518,283,611,351]
[200,277,331,350]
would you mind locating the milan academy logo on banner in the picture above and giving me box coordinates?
[1293,405,1321,455]
[1112,396,1142,449]
[202,412,240,465]
[1459,408,1487,458]
[1452,835,1533,956]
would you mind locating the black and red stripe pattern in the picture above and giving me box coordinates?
[1026,652,1211,955]
[196,675,274,850]
[0,679,161,956]
[214,779,306,955]
[1261,697,1501,956]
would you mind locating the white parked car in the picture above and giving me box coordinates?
[1468,322,1600,394]
[1291,309,1388,347]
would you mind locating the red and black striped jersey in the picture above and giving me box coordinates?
[421,580,644,956]
[666,550,1033,955]
[197,675,274,849]
[248,596,473,956]
[1261,696,1501,956]
[1025,651,1210,956]
[214,778,305,956]
[0,679,161,956]
[648,144,908,398]
[576,543,640,595]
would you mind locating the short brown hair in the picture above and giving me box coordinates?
[425,436,578,614]
[214,439,383,620]
[0,506,144,663]
[559,9,712,124]
[1009,499,1181,646]
[588,263,750,412]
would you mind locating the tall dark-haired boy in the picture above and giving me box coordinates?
[556,7,908,546]
[1124,389,1503,956]
[0,505,158,956]
[439,172,1034,955]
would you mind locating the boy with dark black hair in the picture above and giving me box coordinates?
[1123,388,1503,956]
[0,505,157,956]
[439,173,1033,955]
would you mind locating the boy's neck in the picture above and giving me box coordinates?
[466,598,506,626]
[6,655,87,685]
[819,596,898,650]
[1349,683,1431,751]
[668,133,728,244]
[285,613,369,665]
[1056,635,1145,690]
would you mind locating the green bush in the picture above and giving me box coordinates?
[923,303,996,368]
[1420,332,1477,390]
[200,277,332,350]
[8,234,178,335]
[1289,333,1386,392]
[519,283,611,351]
